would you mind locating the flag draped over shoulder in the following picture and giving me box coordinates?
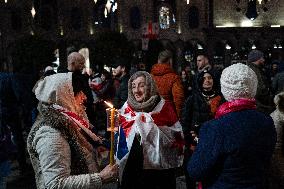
[115,98,184,179]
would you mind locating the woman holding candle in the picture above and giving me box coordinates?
[117,71,184,189]
[27,72,118,189]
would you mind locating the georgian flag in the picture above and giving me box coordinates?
[115,98,184,180]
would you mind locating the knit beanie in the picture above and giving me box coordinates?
[220,63,258,101]
[248,50,264,63]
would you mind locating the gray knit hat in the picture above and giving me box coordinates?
[220,63,258,101]
[248,50,264,63]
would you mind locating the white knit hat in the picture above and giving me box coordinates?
[220,63,258,101]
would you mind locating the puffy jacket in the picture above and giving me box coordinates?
[151,63,184,117]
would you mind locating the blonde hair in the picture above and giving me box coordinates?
[158,50,173,64]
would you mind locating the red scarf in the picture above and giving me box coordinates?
[215,98,256,119]
[56,107,90,129]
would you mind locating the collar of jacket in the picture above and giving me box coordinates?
[151,63,175,76]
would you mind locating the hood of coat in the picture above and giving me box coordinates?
[151,63,175,76]
[34,72,88,121]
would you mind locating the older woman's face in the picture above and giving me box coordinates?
[132,76,146,102]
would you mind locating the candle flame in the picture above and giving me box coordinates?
[104,101,114,108]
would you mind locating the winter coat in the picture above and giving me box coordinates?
[151,63,184,117]
[247,63,273,114]
[113,74,130,109]
[27,104,102,189]
[187,110,276,189]
[181,91,223,145]
[270,92,284,189]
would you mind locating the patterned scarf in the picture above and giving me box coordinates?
[215,98,257,119]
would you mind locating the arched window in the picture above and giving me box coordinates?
[159,6,170,29]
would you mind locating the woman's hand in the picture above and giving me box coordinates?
[99,164,119,184]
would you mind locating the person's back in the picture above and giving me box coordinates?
[247,50,273,114]
[192,110,276,189]
[187,63,276,189]
[151,50,184,117]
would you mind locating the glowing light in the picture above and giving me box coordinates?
[241,20,253,27]
[112,2,117,12]
[31,7,36,18]
[226,44,231,50]
[197,44,203,50]
[271,25,280,27]
[258,0,262,4]
[90,27,94,35]
[60,26,64,36]
[274,44,278,49]
[104,101,114,108]
[94,0,97,4]
[4,0,7,3]
[104,8,108,18]
[177,25,181,34]
[251,44,256,49]
[186,0,190,4]
[106,0,112,12]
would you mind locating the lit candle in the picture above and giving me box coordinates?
[110,107,115,165]
[104,101,116,165]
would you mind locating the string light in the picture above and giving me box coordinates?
[31,7,36,18]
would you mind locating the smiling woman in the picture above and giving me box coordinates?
[117,71,184,189]
[131,75,146,103]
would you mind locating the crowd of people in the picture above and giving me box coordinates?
[0,48,284,189]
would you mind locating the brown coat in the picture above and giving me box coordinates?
[151,63,184,117]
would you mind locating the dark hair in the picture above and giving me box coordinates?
[197,54,211,65]
[43,70,56,77]
[197,69,216,90]
[72,72,86,96]
[112,57,130,72]
[101,69,111,80]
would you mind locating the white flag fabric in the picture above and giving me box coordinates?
[115,98,184,180]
